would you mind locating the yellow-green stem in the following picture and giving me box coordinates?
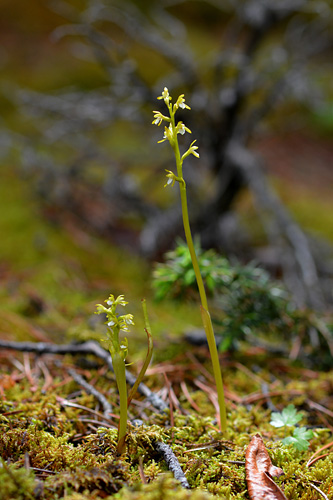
[127,299,153,406]
[170,111,227,431]
[200,306,227,431]
[113,351,128,454]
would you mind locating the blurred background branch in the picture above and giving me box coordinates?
[1,0,333,309]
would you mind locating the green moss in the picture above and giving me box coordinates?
[0,424,97,471]
[45,461,129,499]
[114,474,214,500]
[0,461,38,500]
[0,371,332,499]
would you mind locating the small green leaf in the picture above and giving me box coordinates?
[283,427,314,451]
[270,404,303,428]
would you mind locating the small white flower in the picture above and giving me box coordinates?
[158,123,174,144]
[161,87,169,99]
[174,94,191,111]
[154,117,162,125]
[108,320,116,327]
[181,140,200,161]
[176,122,191,135]
[152,111,170,127]
[105,294,115,306]
[164,169,177,187]
[157,87,171,104]
[115,295,128,307]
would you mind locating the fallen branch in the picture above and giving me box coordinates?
[67,367,113,418]
[226,141,325,310]
[0,339,167,412]
[154,441,190,489]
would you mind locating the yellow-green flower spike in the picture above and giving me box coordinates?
[153,88,227,432]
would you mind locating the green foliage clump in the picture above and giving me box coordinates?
[153,239,235,301]
[153,240,333,360]
[153,240,289,350]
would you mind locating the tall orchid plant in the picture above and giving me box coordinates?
[152,88,227,431]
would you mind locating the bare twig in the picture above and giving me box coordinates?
[59,398,114,422]
[154,441,190,489]
[67,367,113,417]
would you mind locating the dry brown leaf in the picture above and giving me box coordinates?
[245,434,287,500]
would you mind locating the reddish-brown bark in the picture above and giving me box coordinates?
[245,434,287,500]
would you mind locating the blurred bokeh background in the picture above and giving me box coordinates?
[0,0,333,352]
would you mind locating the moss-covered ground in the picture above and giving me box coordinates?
[0,164,332,500]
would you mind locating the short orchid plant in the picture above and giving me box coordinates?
[152,87,227,431]
[96,294,153,454]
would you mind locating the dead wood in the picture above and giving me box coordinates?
[154,441,190,489]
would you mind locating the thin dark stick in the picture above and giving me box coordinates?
[67,367,112,417]
[0,340,167,412]
[154,441,190,489]
[30,467,56,475]
[222,460,245,465]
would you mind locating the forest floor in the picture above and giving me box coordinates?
[0,133,332,499]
